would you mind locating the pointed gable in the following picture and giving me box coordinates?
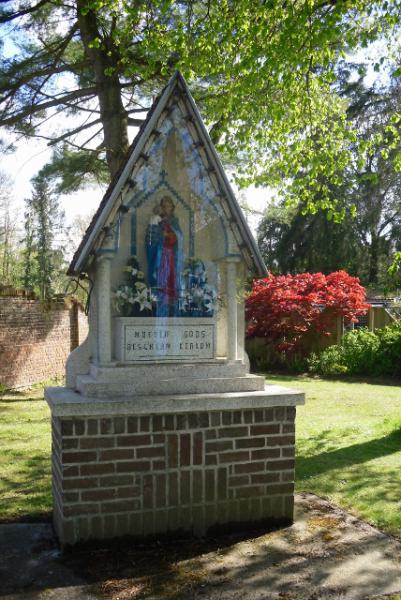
[68,71,267,277]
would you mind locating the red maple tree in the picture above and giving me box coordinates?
[245,271,369,354]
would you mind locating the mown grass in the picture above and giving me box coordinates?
[1,376,401,536]
[268,374,401,536]
[0,386,51,521]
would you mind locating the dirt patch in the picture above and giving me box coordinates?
[1,494,401,600]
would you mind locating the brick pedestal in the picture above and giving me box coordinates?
[46,387,303,546]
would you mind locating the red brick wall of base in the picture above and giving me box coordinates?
[52,406,296,546]
[0,297,88,388]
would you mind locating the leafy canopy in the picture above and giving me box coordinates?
[257,72,401,288]
[1,1,401,210]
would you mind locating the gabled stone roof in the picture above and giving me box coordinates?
[68,71,267,277]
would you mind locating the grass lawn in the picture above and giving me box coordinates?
[0,386,51,521]
[1,376,401,536]
[268,374,401,536]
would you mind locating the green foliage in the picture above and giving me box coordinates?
[258,205,359,277]
[40,146,109,195]
[374,322,401,376]
[2,1,401,206]
[342,328,381,374]
[308,323,401,377]
[308,348,349,377]
[257,72,401,287]
[388,251,401,288]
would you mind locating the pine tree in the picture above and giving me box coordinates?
[22,207,36,292]
[24,175,67,302]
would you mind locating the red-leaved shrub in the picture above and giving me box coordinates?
[245,271,369,354]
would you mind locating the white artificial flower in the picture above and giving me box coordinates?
[135,288,152,311]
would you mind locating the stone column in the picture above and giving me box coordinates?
[226,258,239,361]
[96,255,112,364]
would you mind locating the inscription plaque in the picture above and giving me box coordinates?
[115,318,216,362]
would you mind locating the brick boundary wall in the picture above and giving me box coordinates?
[0,297,88,389]
[51,406,296,546]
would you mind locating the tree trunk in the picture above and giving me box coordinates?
[369,232,379,285]
[76,1,129,178]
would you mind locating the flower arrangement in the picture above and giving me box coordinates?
[123,256,145,284]
[182,283,217,316]
[114,257,154,316]
[181,258,217,317]
[114,285,135,313]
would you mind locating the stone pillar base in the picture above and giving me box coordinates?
[46,387,304,546]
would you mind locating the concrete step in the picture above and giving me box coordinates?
[76,373,265,398]
[89,360,248,382]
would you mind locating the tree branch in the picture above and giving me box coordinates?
[0,60,89,102]
[62,138,102,153]
[378,212,399,235]
[48,117,102,146]
[127,117,145,127]
[81,127,103,148]
[59,100,100,114]
[127,107,149,113]
[0,87,98,126]
[31,22,80,106]
[0,0,51,23]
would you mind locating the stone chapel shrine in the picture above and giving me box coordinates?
[45,71,304,546]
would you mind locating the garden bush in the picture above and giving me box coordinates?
[308,346,348,376]
[375,322,401,377]
[246,271,369,359]
[308,322,401,377]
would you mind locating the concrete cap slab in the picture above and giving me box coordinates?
[45,384,305,417]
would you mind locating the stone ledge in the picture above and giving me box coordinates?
[45,385,305,417]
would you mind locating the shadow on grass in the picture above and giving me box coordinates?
[0,391,31,402]
[297,427,401,480]
[0,388,26,396]
[296,427,401,535]
[0,397,45,404]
